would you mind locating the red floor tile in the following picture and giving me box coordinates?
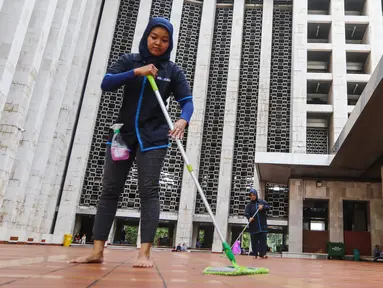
[0,244,382,287]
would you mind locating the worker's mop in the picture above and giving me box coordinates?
[220,208,260,257]
[147,75,269,276]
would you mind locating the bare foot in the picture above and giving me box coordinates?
[133,256,154,268]
[69,253,104,264]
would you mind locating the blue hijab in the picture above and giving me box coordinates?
[139,17,174,64]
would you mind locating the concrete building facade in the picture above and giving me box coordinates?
[0,0,382,256]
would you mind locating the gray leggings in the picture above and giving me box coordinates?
[93,145,167,243]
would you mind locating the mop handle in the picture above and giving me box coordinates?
[230,208,260,249]
[146,75,226,243]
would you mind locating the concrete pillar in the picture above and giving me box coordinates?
[172,223,177,247]
[15,0,88,238]
[258,181,266,200]
[0,0,59,234]
[131,0,152,53]
[40,0,102,235]
[32,0,97,234]
[288,179,303,253]
[108,219,117,244]
[329,191,343,242]
[51,0,121,243]
[136,220,141,249]
[191,222,199,248]
[0,0,37,209]
[256,0,274,152]
[212,0,245,253]
[290,0,307,153]
[175,0,216,247]
[169,0,183,62]
[365,0,383,70]
[2,0,77,239]
[73,215,81,236]
[370,167,383,251]
[370,198,383,253]
[329,0,348,147]
[0,0,36,122]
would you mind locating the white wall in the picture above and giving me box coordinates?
[0,0,102,242]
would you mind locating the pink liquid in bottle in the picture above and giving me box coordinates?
[111,145,130,161]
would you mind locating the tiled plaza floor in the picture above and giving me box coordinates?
[0,245,381,287]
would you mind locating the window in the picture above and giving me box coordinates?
[307,51,332,73]
[308,22,331,43]
[310,221,326,231]
[347,82,366,105]
[308,0,330,15]
[303,199,329,231]
[346,52,371,74]
[345,23,368,44]
[344,0,366,16]
[307,80,332,104]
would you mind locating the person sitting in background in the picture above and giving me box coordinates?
[373,245,383,261]
[81,234,86,245]
[181,243,188,252]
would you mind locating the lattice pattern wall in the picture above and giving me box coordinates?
[265,183,289,218]
[246,0,263,4]
[267,5,293,153]
[229,7,263,216]
[217,0,234,4]
[81,0,140,207]
[154,1,202,212]
[150,0,173,19]
[195,7,233,214]
[306,127,328,154]
[274,0,292,4]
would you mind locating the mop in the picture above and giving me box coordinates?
[219,208,259,257]
[147,75,269,276]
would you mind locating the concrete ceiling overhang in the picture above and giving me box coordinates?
[331,57,383,178]
[256,57,383,184]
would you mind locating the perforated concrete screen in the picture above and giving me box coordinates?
[156,1,202,212]
[150,0,173,19]
[267,3,293,153]
[246,0,263,4]
[80,0,140,208]
[229,6,263,216]
[195,5,233,214]
[265,183,289,219]
[307,127,329,154]
[217,0,234,3]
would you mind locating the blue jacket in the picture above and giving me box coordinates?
[101,17,193,152]
[244,191,270,234]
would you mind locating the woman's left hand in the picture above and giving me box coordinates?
[169,119,187,140]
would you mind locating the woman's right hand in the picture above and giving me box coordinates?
[134,64,158,77]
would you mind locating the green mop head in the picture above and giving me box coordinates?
[203,241,269,276]
[203,266,269,276]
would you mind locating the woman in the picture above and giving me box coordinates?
[71,17,194,268]
[244,189,270,259]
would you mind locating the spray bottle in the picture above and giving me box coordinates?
[110,123,130,161]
